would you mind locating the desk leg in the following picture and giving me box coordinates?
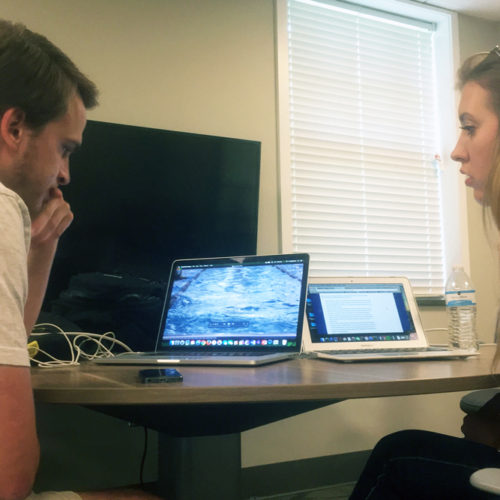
[157,433,241,500]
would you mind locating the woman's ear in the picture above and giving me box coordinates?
[0,108,28,150]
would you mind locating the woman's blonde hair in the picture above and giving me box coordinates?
[457,48,500,372]
[458,49,500,228]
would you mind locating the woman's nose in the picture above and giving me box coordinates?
[451,140,466,163]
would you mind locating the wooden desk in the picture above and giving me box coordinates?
[32,345,499,499]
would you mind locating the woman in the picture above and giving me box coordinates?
[349,46,500,500]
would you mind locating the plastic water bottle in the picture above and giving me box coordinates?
[445,266,478,351]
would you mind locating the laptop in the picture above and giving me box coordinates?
[302,276,478,362]
[94,253,309,366]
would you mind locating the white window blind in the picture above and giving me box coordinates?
[281,0,447,295]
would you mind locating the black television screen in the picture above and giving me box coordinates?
[41,120,261,350]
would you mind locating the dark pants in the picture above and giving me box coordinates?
[349,430,500,499]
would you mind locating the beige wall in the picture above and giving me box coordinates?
[1,0,280,255]
[2,0,499,480]
[244,10,500,469]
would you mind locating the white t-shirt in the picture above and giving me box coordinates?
[0,183,83,498]
[0,181,31,367]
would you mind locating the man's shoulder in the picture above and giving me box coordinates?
[0,182,24,210]
[0,181,30,219]
[0,181,22,203]
[0,182,31,247]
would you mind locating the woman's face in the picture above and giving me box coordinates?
[451,81,499,204]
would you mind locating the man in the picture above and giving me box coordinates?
[0,20,160,499]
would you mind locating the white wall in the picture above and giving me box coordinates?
[2,0,498,481]
[243,9,500,469]
[1,0,280,255]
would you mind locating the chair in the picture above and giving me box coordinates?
[469,468,500,495]
[461,388,500,495]
[460,388,500,414]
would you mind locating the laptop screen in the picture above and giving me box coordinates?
[156,254,309,352]
[306,282,418,344]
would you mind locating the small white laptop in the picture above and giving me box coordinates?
[302,276,478,362]
[94,253,309,366]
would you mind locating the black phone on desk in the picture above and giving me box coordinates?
[139,368,183,384]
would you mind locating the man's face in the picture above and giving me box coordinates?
[451,81,499,204]
[12,94,87,217]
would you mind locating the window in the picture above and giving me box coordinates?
[277,0,466,295]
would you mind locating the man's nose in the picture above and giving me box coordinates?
[58,162,70,185]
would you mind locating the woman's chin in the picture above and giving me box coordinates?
[473,189,485,204]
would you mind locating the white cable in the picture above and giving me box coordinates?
[30,323,77,367]
[425,328,448,333]
[30,323,134,368]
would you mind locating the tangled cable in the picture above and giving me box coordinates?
[29,323,133,368]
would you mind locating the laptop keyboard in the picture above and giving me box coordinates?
[323,346,448,355]
[158,351,272,358]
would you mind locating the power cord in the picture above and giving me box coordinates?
[425,328,448,334]
[424,327,449,347]
[29,323,134,368]
[140,426,148,487]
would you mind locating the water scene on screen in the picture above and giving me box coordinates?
[163,263,304,337]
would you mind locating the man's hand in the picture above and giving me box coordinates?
[31,187,73,248]
[24,188,73,335]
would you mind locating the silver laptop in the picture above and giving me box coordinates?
[302,277,478,362]
[94,253,309,366]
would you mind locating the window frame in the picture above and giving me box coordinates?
[275,0,469,296]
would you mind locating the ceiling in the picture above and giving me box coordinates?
[412,0,500,22]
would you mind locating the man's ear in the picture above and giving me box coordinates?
[0,108,28,151]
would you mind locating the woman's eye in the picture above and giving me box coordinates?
[460,125,475,136]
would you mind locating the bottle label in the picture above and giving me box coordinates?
[445,289,476,306]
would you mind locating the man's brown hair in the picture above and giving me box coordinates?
[0,19,98,129]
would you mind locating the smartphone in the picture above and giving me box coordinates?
[139,368,183,384]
